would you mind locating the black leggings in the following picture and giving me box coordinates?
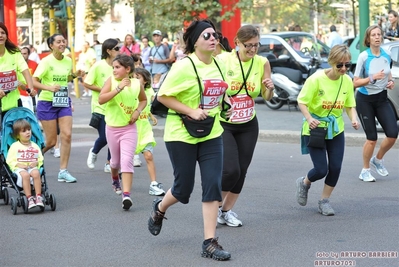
[221,116,259,194]
[356,90,398,141]
[305,132,345,187]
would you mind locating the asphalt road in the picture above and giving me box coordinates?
[0,95,398,267]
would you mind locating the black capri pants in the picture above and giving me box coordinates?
[356,90,398,141]
[165,136,223,204]
[221,116,259,194]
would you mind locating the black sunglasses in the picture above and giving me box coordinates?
[336,63,351,69]
[113,46,120,51]
[202,32,218,41]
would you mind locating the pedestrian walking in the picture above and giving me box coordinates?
[296,44,360,215]
[147,19,231,261]
[0,22,35,117]
[33,33,84,183]
[134,67,165,196]
[98,54,147,210]
[216,25,274,227]
[84,38,120,173]
[353,25,398,182]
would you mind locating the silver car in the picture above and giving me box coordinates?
[382,41,399,122]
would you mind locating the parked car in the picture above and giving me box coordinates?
[258,31,331,79]
[342,35,359,72]
[257,32,331,109]
[378,41,399,124]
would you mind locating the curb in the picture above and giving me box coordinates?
[72,124,399,149]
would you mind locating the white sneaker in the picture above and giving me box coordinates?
[370,156,389,176]
[217,210,243,227]
[53,148,60,158]
[88,90,92,96]
[87,148,97,169]
[104,163,111,173]
[50,147,55,154]
[359,169,376,182]
[133,155,142,167]
[149,182,165,196]
[82,92,88,97]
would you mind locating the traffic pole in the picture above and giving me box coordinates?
[65,0,79,98]
[358,0,370,52]
[49,8,56,35]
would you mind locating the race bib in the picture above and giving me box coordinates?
[17,147,39,163]
[52,86,69,107]
[202,79,228,109]
[0,70,18,91]
[230,94,255,123]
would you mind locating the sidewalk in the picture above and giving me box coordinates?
[70,95,399,149]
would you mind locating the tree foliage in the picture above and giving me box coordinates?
[128,0,253,37]
[85,0,110,33]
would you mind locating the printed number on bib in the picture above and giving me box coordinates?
[230,94,255,123]
[52,86,69,107]
[0,70,18,91]
[202,79,228,109]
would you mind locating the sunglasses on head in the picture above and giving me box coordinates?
[202,32,218,41]
[336,63,351,69]
[112,46,120,51]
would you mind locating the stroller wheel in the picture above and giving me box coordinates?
[22,195,28,214]
[50,193,56,211]
[3,187,9,205]
[10,197,17,215]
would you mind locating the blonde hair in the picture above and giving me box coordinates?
[328,44,351,66]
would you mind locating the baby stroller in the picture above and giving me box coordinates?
[0,107,56,214]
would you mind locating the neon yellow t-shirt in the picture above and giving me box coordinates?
[135,87,156,153]
[297,70,356,136]
[104,77,141,127]
[0,50,28,111]
[84,48,96,72]
[34,54,72,102]
[84,59,112,114]
[158,54,227,144]
[217,51,267,123]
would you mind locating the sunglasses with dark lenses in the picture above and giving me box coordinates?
[336,63,351,69]
[113,46,120,51]
[202,32,218,41]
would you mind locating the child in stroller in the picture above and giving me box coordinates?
[6,118,44,209]
[0,107,56,214]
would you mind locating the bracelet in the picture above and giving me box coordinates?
[389,79,395,83]
[369,75,376,84]
[116,86,121,92]
[135,109,141,114]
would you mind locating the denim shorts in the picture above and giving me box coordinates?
[141,143,154,154]
[36,99,72,121]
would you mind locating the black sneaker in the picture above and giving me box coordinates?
[201,238,231,261]
[148,198,167,236]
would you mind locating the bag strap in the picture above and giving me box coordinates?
[326,76,343,117]
[231,50,254,97]
[186,56,224,109]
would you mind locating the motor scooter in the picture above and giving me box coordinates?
[264,55,321,110]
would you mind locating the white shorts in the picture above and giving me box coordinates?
[14,167,39,187]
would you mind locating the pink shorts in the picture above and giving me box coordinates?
[106,124,137,173]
